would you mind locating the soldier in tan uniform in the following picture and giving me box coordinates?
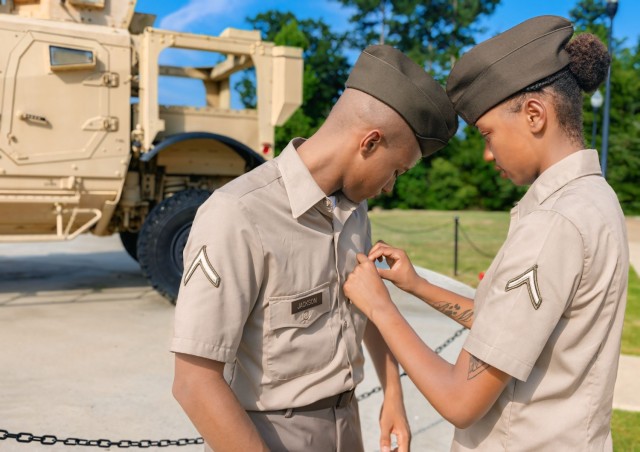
[345,16,628,451]
[171,45,458,452]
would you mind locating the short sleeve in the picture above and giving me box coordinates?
[464,210,584,381]
[170,191,263,363]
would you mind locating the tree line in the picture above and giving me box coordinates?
[237,0,640,214]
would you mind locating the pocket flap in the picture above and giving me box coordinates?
[269,282,330,330]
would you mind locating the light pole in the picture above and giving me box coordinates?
[600,0,619,178]
[590,89,603,149]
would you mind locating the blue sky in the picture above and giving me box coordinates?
[136,0,638,43]
[134,0,639,107]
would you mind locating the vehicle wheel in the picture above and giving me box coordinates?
[119,231,139,261]
[137,189,211,304]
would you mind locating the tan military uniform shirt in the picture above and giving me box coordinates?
[171,138,370,411]
[453,150,628,451]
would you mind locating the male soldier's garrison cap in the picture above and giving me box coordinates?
[345,45,458,156]
[447,15,574,125]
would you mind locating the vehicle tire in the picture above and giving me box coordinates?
[119,230,139,261]
[137,189,211,304]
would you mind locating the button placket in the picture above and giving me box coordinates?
[332,202,362,382]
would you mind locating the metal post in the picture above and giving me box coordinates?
[454,216,459,276]
[591,107,599,149]
[600,0,618,178]
[590,90,603,149]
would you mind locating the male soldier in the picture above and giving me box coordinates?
[171,45,457,452]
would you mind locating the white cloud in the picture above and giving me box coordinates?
[158,0,240,32]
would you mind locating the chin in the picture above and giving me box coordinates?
[513,175,536,186]
[342,192,362,204]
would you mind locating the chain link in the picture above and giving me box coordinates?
[357,327,467,402]
[1,329,465,446]
[0,430,204,448]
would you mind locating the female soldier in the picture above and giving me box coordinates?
[344,15,628,451]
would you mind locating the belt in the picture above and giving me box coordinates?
[248,389,356,418]
[295,388,356,412]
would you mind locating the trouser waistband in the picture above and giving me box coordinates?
[247,388,356,417]
[296,388,355,412]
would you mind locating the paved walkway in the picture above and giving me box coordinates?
[613,217,640,413]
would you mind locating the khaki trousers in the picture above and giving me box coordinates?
[205,397,364,452]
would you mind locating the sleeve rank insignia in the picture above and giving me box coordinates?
[505,264,542,310]
[183,245,221,288]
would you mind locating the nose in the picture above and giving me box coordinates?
[483,144,494,163]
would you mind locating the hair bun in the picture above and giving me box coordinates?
[565,33,610,92]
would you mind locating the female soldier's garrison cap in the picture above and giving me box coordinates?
[446,15,574,125]
[345,45,458,156]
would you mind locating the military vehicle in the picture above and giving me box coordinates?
[0,0,303,301]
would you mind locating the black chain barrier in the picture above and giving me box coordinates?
[0,430,204,448]
[458,222,496,259]
[0,328,466,447]
[369,218,451,235]
[356,326,466,402]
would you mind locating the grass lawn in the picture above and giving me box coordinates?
[368,209,640,451]
[622,265,640,355]
[369,209,510,288]
[612,410,640,451]
[616,264,640,451]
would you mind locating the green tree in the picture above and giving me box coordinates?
[569,0,608,40]
[370,126,525,211]
[605,43,640,213]
[570,1,640,214]
[236,12,350,153]
[335,0,501,77]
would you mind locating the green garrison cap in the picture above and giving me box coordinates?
[345,45,458,156]
[447,15,574,125]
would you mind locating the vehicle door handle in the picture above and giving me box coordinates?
[19,112,49,124]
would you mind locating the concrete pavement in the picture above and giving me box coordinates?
[0,235,465,452]
[0,236,198,451]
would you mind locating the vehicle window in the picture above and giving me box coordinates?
[49,46,95,71]
[69,0,104,8]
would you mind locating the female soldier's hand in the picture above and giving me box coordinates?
[344,254,395,321]
[369,241,422,294]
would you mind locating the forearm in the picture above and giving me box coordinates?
[363,321,411,451]
[173,355,268,452]
[369,305,506,428]
[409,278,475,329]
[364,321,402,396]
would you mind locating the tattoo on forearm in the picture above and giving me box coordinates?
[433,301,473,323]
[468,355,490,380]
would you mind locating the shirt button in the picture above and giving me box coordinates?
[324,198,333,212]
[302,311,311,321]
[343,320,348,328]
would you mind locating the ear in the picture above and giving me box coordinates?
[359,130,382,158]
[523,98,546,134]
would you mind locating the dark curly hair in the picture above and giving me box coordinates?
[507,33,610,146]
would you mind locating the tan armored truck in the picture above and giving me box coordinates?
[0,0,303,301]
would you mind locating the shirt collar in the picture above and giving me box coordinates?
[277,138,329,219]
[517,149,602,217]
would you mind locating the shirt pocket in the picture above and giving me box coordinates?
[266,282,336,380]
